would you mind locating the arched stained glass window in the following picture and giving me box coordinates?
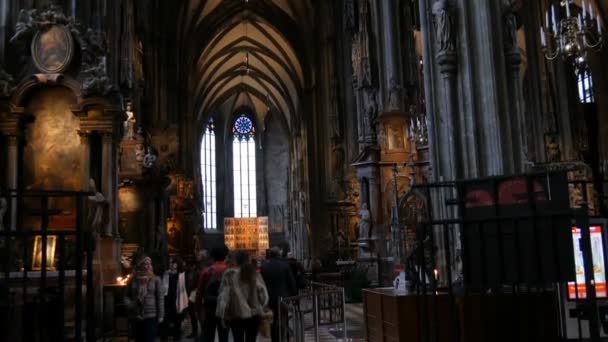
[201,117,217,229]
[577,67,595,104]
[232,115,257,217]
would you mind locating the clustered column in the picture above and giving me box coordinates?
[101,132,114,237]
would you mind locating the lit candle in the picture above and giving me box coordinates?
[598,16,603,34]
[434,269,438,280]
[566,2,571,18]
[546,10,550,31]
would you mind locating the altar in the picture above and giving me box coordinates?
[224,217,269,255]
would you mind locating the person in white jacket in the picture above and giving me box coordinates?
[217,251,269,342]
[162,256,188,340]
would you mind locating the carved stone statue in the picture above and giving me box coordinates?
[143,146,157,168]
[358,203,371,240]
[432,0,455,53]
[362,89,378,141]
[87,179,109,236]
[386,77,402,111]
[0,69,16,97]
[10,9,35,43]
[546,137,561,162]
[344,0,357,32]
[0,189,7,231]
[124,102,136,139]
[82,57,113,96]
[135,144,145,162]
[351,35,361,87]
[502,0,518,53]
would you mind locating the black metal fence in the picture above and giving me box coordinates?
[403,170,608,342]
[0,189,95,342]
[279,281,347,342]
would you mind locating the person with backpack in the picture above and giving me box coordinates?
[195,245,230,342]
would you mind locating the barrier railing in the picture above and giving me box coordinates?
[279,281,348,342]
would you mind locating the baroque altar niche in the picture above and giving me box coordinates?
[23,87,80,228]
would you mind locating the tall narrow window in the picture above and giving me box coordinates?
[201,118,217,229]
[577,68,595,104]
[232,114,257,217]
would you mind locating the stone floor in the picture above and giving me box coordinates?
[101,303,365,341]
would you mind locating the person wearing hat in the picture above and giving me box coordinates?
[125,255,165,342]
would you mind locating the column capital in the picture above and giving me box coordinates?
[100,131,114,143]
[436,51,458,74]
[77,130,93,140]
[7,135,19,145]
[0,116,21,137]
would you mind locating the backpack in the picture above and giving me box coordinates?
[203,266,223,307]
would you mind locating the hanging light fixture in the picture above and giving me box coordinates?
[540,0,604,68]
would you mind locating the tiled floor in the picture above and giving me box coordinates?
[102,303,365,341]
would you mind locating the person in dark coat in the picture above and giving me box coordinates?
[261,247,296,342]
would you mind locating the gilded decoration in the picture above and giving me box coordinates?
[31,24,74,73]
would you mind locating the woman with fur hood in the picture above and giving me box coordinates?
[216,251,269,342]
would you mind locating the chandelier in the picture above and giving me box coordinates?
[540,0,604,67]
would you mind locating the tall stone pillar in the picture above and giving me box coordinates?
[379,0,404,112]
[6,135,18,231]
[78,131,91,191]
[101,132,114,237]
[503,3,526,172]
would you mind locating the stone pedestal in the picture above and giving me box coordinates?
[96,237,122,282]
[357,237,379,286]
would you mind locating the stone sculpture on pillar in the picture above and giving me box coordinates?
[87,179,110,236]
[433,0,455,54]
[357,203,374,257]
[358,203,371,239]
[386,78,403,112]
[124,101,136,139]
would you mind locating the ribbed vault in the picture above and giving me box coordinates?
[179,0,312,131]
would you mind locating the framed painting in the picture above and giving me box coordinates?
[385,122,406,151]
[31,24,74,73]
[32,235,57,270]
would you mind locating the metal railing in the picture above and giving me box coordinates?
[402,170,608,342]
[0,189,95,342]
[279,281,348,342]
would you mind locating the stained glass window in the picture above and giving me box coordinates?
[577,68,594,104]
[201,118,217,229]
[233,115,256,140]
[232,115,257,217]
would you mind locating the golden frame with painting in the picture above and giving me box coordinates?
[32,235,57,271]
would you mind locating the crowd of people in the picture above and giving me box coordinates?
[124,245,306,342]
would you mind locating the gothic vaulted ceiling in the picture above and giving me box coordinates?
[178,0,313,131]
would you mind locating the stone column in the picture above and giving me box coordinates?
[6,135,18,231]
[379,0,404,112]
[101,132,114,237]
[78,131,91,191]
[503,4,526,172]
[431,0,460,285]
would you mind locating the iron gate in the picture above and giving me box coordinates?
[0,189,95,342]
[401,170,607,342]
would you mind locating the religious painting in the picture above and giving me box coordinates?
[32,235,57,270]
[31,24,74,73]
[385,122,406,151]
